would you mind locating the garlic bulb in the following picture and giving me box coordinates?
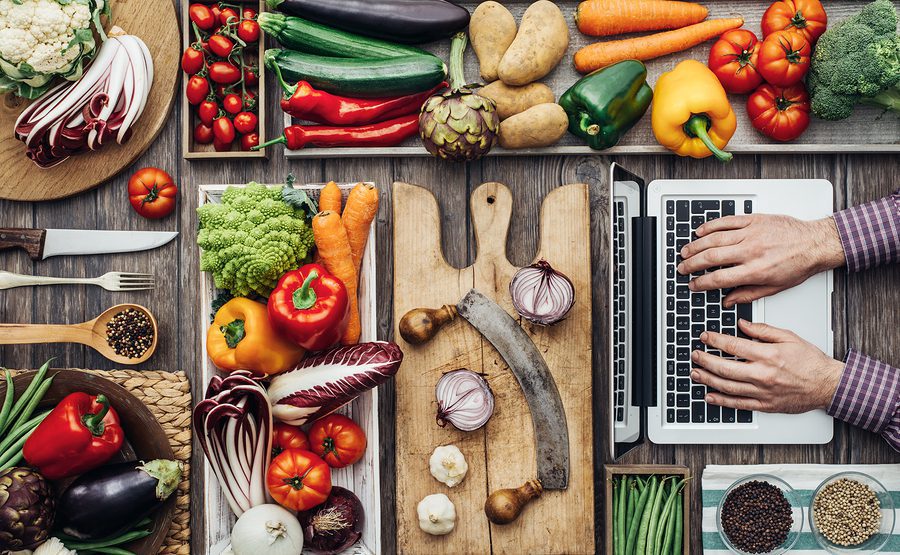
[417,493,457,535]
[429,445,469,487]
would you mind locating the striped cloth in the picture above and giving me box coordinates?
[701,464,900,554]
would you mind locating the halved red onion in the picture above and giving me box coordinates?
[509,259,575,325]
[436,369,494,432]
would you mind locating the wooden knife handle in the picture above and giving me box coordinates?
[398,305,458,345]
[0,229,45,260]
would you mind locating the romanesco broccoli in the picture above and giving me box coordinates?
[198,182,315,298]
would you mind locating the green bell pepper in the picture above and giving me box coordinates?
[559,60,653,150]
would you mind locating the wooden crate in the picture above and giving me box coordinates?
[604,465,692,555]
[283,0,899,158]
[197,183,379,554]
[182,0,267,159]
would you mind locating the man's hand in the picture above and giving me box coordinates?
[691,320,844,414]
[678,214,845,307]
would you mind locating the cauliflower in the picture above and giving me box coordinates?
[0,0,107,99]
[198,183,316,298]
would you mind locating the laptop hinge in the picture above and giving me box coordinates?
[630,215,657,408]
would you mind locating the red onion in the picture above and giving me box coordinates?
[509,259,575,325]
[435,369,494,432]
[298,487,364,554]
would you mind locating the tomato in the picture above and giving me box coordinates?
[219,7,239,25]
[242,90,257,111]
[237,20,260,43]
[198,100,219,126]
[214,84,228,99]
[242,7,257,19]
[208,35,234,58]
[213,137,233,151]
[308,414,367,469]
[189,4,216,30]
[242,66,259,87]
[222,93,242,115]
[272,423,309,459]
[213,116,236,143]
[233,111,258,134]
[208,61,241,84]
[762,0,827,44]
[747,82,810,142]
[240,132,259,151]
[181,45,205,75]
[210,4,222,23]
[708,30,763,95]
[194,122,214,144]
[128,168,177,220]
[186,75,209,105]
[757,30,811,87]
[267,449,331,511]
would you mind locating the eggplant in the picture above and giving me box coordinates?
[56,459,182,540]
[267,0,470,45]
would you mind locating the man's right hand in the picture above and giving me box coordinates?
[677,214,846,307]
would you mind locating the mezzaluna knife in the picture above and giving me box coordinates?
[0,228,178,260]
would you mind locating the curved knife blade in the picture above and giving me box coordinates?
[456,289,569,490]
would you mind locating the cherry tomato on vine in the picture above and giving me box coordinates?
[241,132,260,151]
[242,7,257,19]
[219,7,239,25]
[233,111,258,134]
[242,90,257,111]
[761,0,827,44]
[237,20,260,43]
[208,35,234,58]
[308,414,367,469]
[242,66,259,86]
[708,29,763,94]
[757,30,811,87]
[213,137,233,151]
[194,122,214,144]
[222,93,243,115]
[186,75,209,105]
[181,45,205,75]
[189,4,216,30]
[214,84,228,99]
[213,116,236,144]
[746,82,810,142]
[198,100,219,126]
[128,168,178,220]
[208,61,241,84]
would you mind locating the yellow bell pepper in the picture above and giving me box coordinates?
[207,297,305,377]
[651,60,737,162]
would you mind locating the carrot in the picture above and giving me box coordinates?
[312,211,360,345]
[318,180,343,215]
[341,182,379,273]
[574,17,744,73]
[575,0,708,37]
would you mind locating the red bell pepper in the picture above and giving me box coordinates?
[267,264,350,351]
[278,80,447,126]
[23,392,124,480]
[253,114,420,151]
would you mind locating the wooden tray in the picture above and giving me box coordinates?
[197,182,380,555]
[284,0,900,158]
[0,0,180,201]
[182,0,268,159]
[393,182,594,554]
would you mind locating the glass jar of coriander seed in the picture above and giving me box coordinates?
[809,471,896,554]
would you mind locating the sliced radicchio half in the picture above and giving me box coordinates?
[267,341,403,425]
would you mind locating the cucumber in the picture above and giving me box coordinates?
[258,12,427,59]
[265,48,447,98]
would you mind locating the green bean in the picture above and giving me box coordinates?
[634,476,659,555]
[0,371,15,435]
[654,480,684,555]
[0,409,50,455]
[1,360,50,436]
[0,427,38,470]
[626,476,653,555]
[661,497,677,555]
[672,492,684,555]
[644,476,671,555]
[613,479,620,555]
[85,547,135,555]
[5,374,54,437]
[64,529,151,550]
[617,477,629,555]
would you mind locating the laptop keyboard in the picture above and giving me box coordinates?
[613,200,626,423]
[663,198,754,425]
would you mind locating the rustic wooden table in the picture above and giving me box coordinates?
[1,15,898,555]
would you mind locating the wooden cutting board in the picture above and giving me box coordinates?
[393,181,594,554]
[0,0,179,201]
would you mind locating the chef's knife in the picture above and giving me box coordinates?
[0,228,178,260]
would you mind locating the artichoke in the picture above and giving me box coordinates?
[419,32,499,162]
[0,467,55,551]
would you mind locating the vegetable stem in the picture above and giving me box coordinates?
[292,270,319,310]
[82,394,111,436]
[684,114,732,163]
[448,32,468,91]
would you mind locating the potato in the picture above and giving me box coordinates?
[470,1,517,83]
[498,1,569,86]
[479,81,555,120]
[499,103,569,149]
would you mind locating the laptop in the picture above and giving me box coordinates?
[609,163,834,450]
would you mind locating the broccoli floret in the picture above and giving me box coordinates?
[807,0,900,120]
[198,182,315,298]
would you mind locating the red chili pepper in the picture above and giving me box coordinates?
[267,264,350,351]
[254,114,420,151]
[23,392,124,480]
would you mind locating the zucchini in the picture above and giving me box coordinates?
[265,48,447,98]
[257,12,428,59]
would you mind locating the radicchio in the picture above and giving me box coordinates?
[267,342,403,425]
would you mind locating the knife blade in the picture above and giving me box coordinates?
[456,289,570,490]
[0,228,178,260]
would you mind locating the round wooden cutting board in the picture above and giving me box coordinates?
[0,0,179,202]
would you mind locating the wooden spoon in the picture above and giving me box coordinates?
[0,303,158,364]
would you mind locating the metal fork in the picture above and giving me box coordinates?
[0,271,155,291]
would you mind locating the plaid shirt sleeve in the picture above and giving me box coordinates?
[828,350,900,453]
[832,190,900,272]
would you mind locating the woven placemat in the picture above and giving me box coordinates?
[13,368,192,555]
